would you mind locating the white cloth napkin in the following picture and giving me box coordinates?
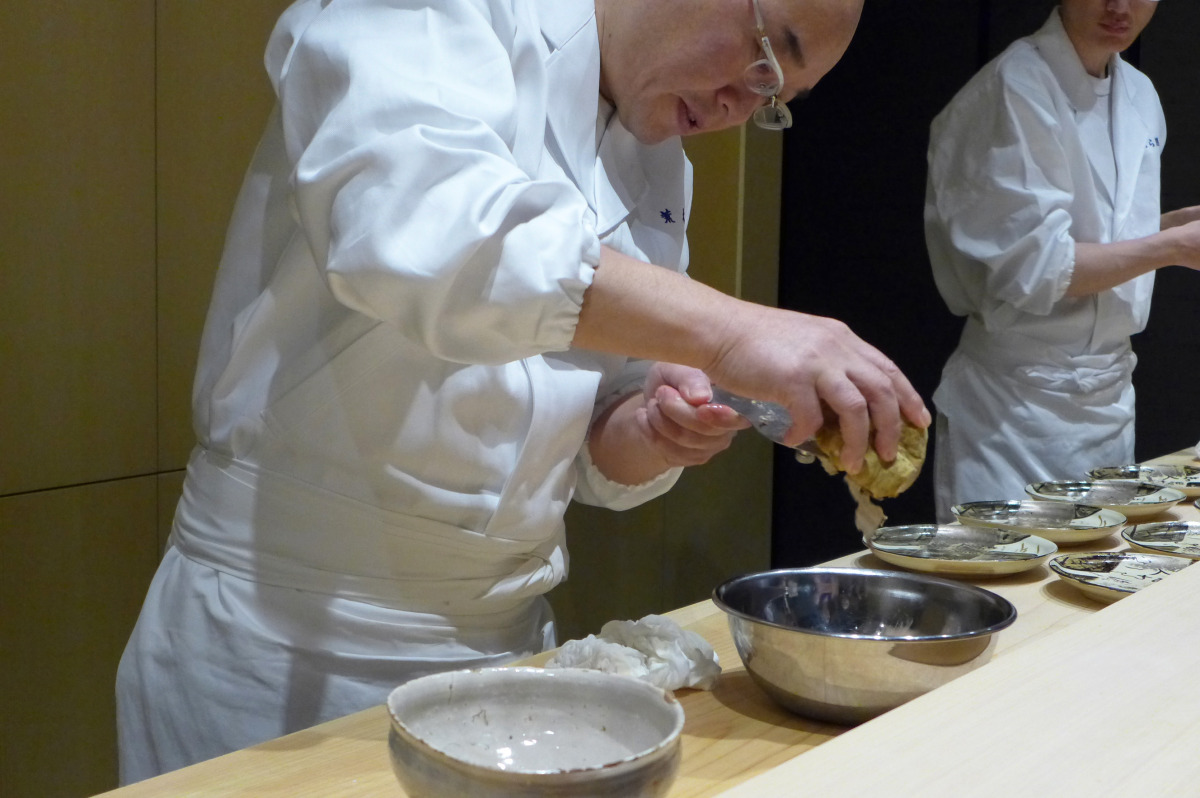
[545,614,721,691]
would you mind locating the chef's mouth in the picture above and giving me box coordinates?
[680,99,701,133]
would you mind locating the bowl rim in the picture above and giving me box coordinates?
[711,567,1017,642]
[386,666,685,778]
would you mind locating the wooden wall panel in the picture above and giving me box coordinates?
[0,478,160,797]
[0,1,156,495]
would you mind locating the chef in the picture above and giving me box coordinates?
[925,0,1200,522]
[116,0,929,783]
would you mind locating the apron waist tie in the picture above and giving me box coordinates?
[956,317,1135,393]
[170,447,566,615]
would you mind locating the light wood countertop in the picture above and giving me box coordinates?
[97,449,1200,797]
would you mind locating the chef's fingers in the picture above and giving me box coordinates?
[650,387,748,439]
[639,401,739,466]
[648,362,717,406]
[849,354,926,464]
[848,340,931,431]
[814,371,872,473]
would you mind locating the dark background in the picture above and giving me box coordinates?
[772,0,1200,567]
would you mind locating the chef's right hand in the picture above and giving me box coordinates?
[704,306,930,474]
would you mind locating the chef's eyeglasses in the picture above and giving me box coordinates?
[745,0,793,130]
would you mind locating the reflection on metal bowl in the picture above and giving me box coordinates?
[713,568,1016,725]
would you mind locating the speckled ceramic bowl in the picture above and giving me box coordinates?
[386,667,684,798]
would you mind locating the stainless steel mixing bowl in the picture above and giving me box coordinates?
[713,568,1017,725]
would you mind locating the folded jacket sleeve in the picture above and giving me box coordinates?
[926,72,1077,318]
[270,0,600,365]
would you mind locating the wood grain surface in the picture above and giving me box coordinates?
[96,450,1200,797]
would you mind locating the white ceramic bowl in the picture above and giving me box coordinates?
[951,499,1126,545]
[1024,480,1184,522]
[386,667,684,798]
[866,524,1057,577]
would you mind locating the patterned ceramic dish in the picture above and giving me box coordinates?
[866,524,1057,577]
[1025,480,1185,522]
[1122,521,1200,560]
[1048,552,1192,603]
[951,500,1126,545]
[1088,465,1200,499]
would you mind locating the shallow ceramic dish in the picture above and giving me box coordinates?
[1088,464,1200,499]
[866,524,1056,577]
[713,568,1016,725]
[1048,552,1192,603]
[951,499,1126,545]
[386,667,684,798]
[1025,480,1185,522]
[1122,521,1200,559]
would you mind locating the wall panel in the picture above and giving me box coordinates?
[0,1,156,495]
[0,478,159,797]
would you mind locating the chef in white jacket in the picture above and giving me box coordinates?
[117,0,930,782]
[926,0,1200,522]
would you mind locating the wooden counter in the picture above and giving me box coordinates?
[97,450,1200,797]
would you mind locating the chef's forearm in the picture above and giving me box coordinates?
[1161,205,1200,231]
[572,245,745,372]
[1066,230,1188,297]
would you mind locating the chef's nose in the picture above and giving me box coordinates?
[716,84,763,128]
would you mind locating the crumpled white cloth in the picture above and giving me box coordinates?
[544,614,721,690]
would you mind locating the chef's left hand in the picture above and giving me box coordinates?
[587,363,749,486]
[639,363,751,467]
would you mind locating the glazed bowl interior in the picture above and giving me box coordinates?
[386,666,684,797]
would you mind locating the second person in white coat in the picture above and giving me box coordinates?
[925,0,1200,521]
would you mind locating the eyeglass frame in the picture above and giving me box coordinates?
[746,0,793,130]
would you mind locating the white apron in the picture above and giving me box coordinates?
[117,0,692,782]
[925,10,1164,521]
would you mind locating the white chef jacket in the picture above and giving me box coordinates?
[925,9,1164,521]
[117,0,694,782]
